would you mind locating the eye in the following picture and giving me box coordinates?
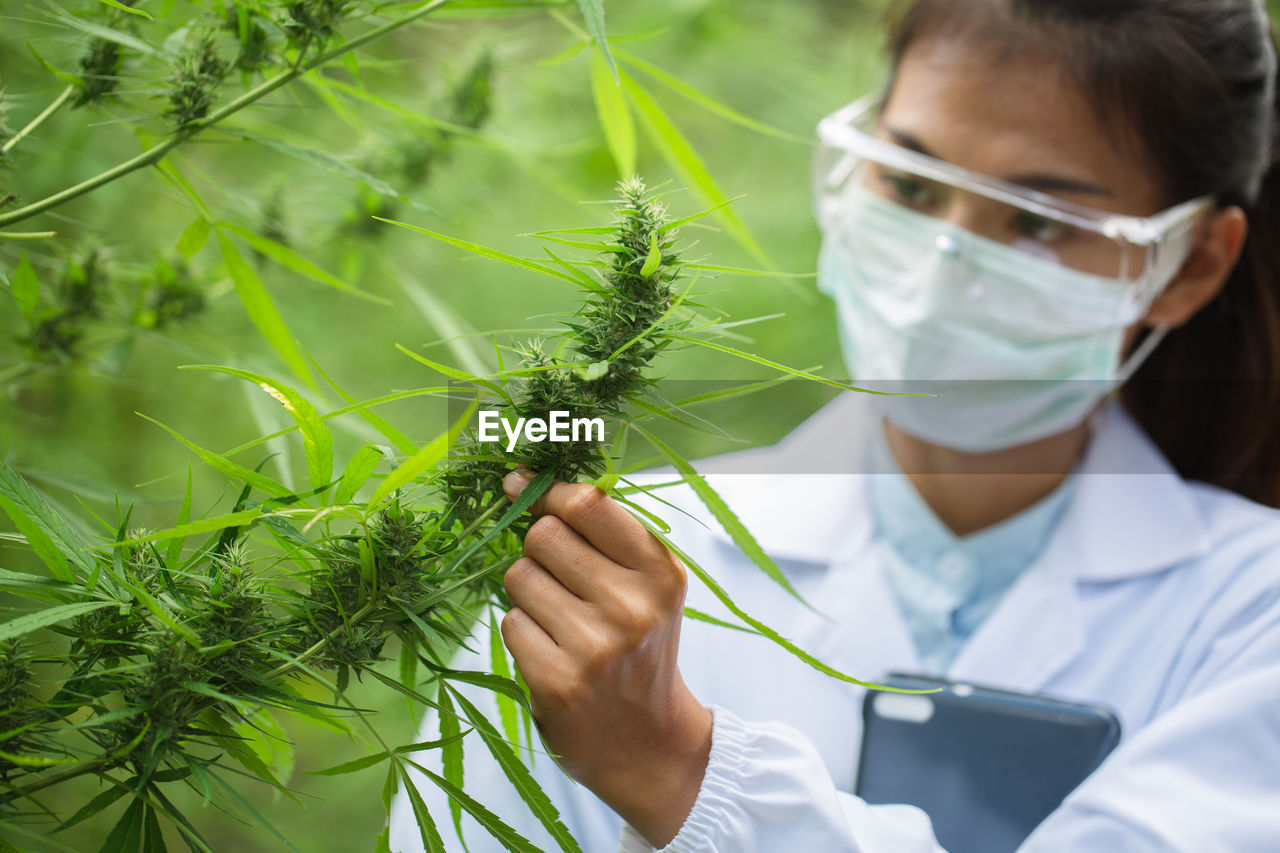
[1013,211,1069,244]
[880,173,935,208]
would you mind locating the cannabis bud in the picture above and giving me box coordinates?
[166,36,228,128]
[73,38,125,107]
[223,5,275,72]
[23,249,108,361]
[284,0,355,55]
[442,176,685,524]
[142,257,206,331]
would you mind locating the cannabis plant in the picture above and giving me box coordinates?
[0,177,884,852]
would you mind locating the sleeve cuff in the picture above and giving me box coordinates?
[617,703,753,853]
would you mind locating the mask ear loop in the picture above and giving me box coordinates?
[1112,207,1208,386]
[1114,323,1169,384]
[1092,321,1168,438]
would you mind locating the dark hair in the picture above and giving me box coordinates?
[884,0,1280,506]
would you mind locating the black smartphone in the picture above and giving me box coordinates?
[855,672,1121,853]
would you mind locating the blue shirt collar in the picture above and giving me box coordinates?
[865,420,1079,670]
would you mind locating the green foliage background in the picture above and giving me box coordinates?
[1,0,887,848]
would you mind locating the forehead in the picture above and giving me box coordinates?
[883,39,1167,217]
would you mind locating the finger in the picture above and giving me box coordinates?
[503,556,591,646]
[522,514,623,601]
[503,471,673,572]
[499,606,568,697]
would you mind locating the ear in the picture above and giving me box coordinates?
[1143,205,1249,328]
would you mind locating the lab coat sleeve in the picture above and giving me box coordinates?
[615,704,946,853]
[1017,582,1280,851]
[620,575,1280,853]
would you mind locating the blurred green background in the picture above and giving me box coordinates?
[8,0,1280,848]
[1,0,887,848]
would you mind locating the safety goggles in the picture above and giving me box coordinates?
[814,93,1216,308]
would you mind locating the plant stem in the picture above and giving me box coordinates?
[1,758,111,803]
[455,496,507,543]
[0,231,57,240]
[0,0,453,228]
[1,85,74,156]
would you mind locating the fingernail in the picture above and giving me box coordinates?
[502,469,531,499]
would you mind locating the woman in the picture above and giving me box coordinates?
[391,0,1280,850]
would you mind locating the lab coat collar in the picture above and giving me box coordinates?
[1061,401,1212,580]
[692,392,1212,582]
[689,390,877,566]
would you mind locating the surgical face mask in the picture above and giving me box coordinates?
[817,183,1192,453]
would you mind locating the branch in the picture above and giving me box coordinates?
[0,0,453,228]
[1,84,75,156]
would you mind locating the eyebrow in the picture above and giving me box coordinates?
[884,126,1115,198]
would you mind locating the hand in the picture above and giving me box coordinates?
[500,468,713,848]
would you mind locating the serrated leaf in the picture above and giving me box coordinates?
[617,50,811,145]
[57,785,128,832]
[399,763,448,853]
[138,412,294,499]
[309,751,390,777]
[0,601,114,643]
[370,397,476,507]
[642,520,926,694]
[426,469,553,587]
[669,336,907,395]
[635,425,809,609]
[619,71,772,271]
[335,445,384,504]
[381,762,398,812]
[98,797,144,853]
[175,218,211,258]
[235,710,295,790]
[115,507,266,546]
[222,129,443,219]
[0,460,94,580]
[488,614,520,748]
[309,355,417,457]
[683,606,756,634]
[590,51,635,178]
[433,668,529,710]
[405,759,544,853]
[163,467,193,570]
[575,0,615,79]
[639,231,662,277]
[218,223,388,305]
[26,40,82,88]
[449,687,581,853]
[216,233,314,387]
[184,366,334,499]
[435,685,466,844]
[142,805,166,853]
[374,217,581,285]
[94,0,152,18]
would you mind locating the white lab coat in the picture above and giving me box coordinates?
[389,392,1280,853]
